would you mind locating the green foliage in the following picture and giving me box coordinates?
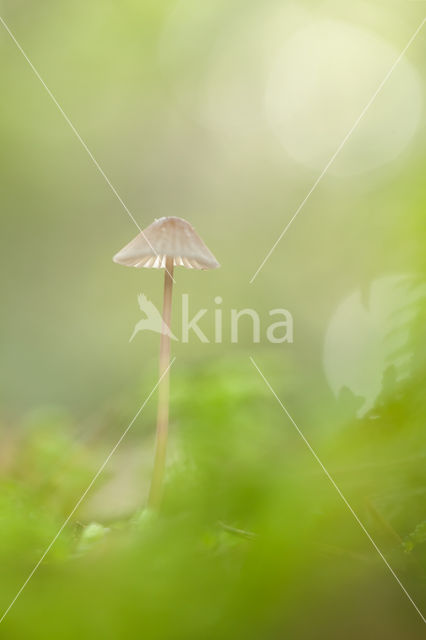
[1,344,425,638]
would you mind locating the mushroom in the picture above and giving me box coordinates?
[113,216,220,509]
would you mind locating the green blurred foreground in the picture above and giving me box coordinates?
[1,346,426,638]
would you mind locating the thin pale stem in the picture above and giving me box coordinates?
[148,256,174,509]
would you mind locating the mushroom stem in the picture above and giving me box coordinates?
[148,256,174,509]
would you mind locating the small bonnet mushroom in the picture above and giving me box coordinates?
[113,217,220,508]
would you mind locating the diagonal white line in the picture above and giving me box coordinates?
[0,15,142,231]
[249,16,426,284]
[0,357,176,626]
[249,356,426,625]
[0,15,175,282]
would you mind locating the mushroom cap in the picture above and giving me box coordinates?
[113,216,220,270]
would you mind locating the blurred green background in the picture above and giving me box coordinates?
[0,0,425,638]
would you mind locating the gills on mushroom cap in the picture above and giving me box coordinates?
[113,216,220,270]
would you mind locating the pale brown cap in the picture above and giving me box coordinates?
[113,217,220,270]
